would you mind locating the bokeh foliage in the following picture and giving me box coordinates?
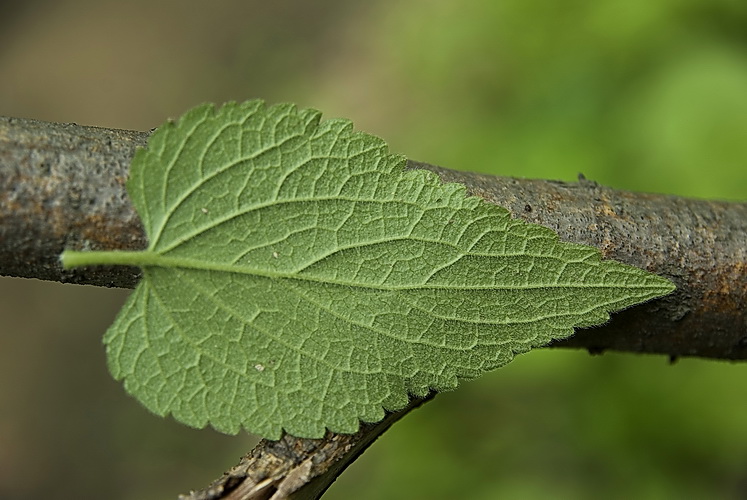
[0,0,745,499]
[336,0,747,201]
[321,2,747,498]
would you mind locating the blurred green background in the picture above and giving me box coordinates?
[1,1,745,499]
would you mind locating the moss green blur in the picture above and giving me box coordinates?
[2,1,745,499]
[354,0,747,202]
[323,1,747,499]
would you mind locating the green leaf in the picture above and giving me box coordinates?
[61,100,675,439]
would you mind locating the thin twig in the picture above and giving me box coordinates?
[1,115,745,499]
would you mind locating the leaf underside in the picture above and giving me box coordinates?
[70,100,674,439]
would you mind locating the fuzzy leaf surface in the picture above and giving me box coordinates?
[61,100,675,439]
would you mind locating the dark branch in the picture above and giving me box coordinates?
[416,163,747,360]
[0,115,148,287]
[2,115,745,499]
[179,393,435,500]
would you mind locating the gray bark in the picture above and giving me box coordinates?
[1,115,745,499]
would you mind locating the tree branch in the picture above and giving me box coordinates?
[1,115,745,499]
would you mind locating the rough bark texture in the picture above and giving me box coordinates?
[179,393,434,500]
[1,115,745,499]
[416,162,747,360]
[0,116,148,287]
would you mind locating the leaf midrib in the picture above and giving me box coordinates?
[70,250,670,293]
